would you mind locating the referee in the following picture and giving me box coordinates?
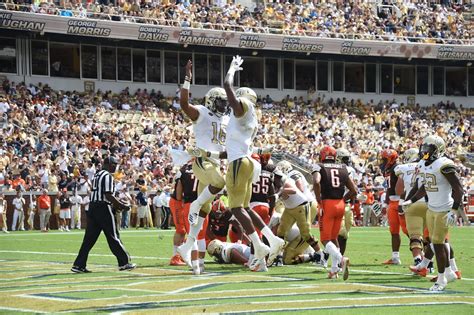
[72,156,136,273]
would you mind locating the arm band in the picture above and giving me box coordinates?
[206,151,221,159]
[183,80,191,90]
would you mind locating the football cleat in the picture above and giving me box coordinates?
[446,270,457,283]
[327,272,338,279]
[169,254,186,266]
[119,263,136,271]
[341,257,350,281]
[267,238,286,266]
[192,264,201,275]
[409,265,428,277]
[455,271,462,279]
[249,258,268,272]
[429,283,446,292]
[71,266,91,273]
[177,243,193,268]
[383,258,401,265]
[254,243,270,260]
[272,255,284,267]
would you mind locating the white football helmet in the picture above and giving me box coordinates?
[275,160,292,176]
[403,148,419,163]
[207,239,224,257]
[421,135,446,162]
[236,87,257,104]
[205,87,228,117]
[336,148,351,165]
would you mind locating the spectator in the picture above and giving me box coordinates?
[0,193,8,233]
[59,189,72,232]
[136,186,149,229]
[11,190,26,231]
[37,189,52,232]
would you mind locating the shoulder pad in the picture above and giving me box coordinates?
[311,164,321,174]
[394,165,403,177]
[440,165,457,175]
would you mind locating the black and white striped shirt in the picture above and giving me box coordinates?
[90,170,114,203]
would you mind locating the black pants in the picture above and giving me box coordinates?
[73,202,130,268]
[161,206,170,229]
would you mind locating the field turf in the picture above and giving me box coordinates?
[0,227,473,314]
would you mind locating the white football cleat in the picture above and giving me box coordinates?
[446,270,457,283]
[254,243,270,260]
[177,243,193,268]
[267,238,286,267]
[192,264,201,275]
[429,283,446,292]
[249,258,268,272]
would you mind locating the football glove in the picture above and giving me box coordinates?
[445,211,457,227]
[186,147,203,158]
[229,55,243,72]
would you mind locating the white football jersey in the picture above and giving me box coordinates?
[193,105,229,163]
[394,163,423,200]
[418,157,455,212]
[225,98,258,163]
[281,178,309,209]
[347,165,357,180]
[288,169,315,202]
[221,242,251,263]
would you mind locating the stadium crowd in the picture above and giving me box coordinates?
[0,78,472,231]
[0,0,472,42]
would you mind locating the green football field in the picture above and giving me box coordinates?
[0,227,473,314]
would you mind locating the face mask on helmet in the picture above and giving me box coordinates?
[421,143,438,162]
[213,97,228,117]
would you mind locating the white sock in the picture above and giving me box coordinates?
[192,260,199,267]
[261,226,278,245]
[437,272,447,285]
[187,216,205,243]
[197,239,206,252]
[450,258,458,272]
[173,245,178,256]
[418,257,431,269]
[199,258,205,266]
[392,251,400,259]
[248,232,263,247]
[325,241,342,272]
[195,186,215,207]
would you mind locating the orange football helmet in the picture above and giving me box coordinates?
[379,149,398,172]
[260,153,271,166]
[251,153,261,164]
[320,145,337,162]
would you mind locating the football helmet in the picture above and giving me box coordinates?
[251,153,261,164]
[260,153,271,166]
[236,87,257,104]
[403,148,419,163]
[379,149,398,172]
[320,146,337,162]
[421,135,446,162]
[207,239,224,257]
[336,148,351,166]
[205,87,228,117]
[275,160,292,176]
[211,199,226,213]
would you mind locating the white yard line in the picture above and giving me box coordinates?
[0,306,48,313]
[223,301,474,314]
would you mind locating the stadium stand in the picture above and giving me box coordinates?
[0,1,472,43]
